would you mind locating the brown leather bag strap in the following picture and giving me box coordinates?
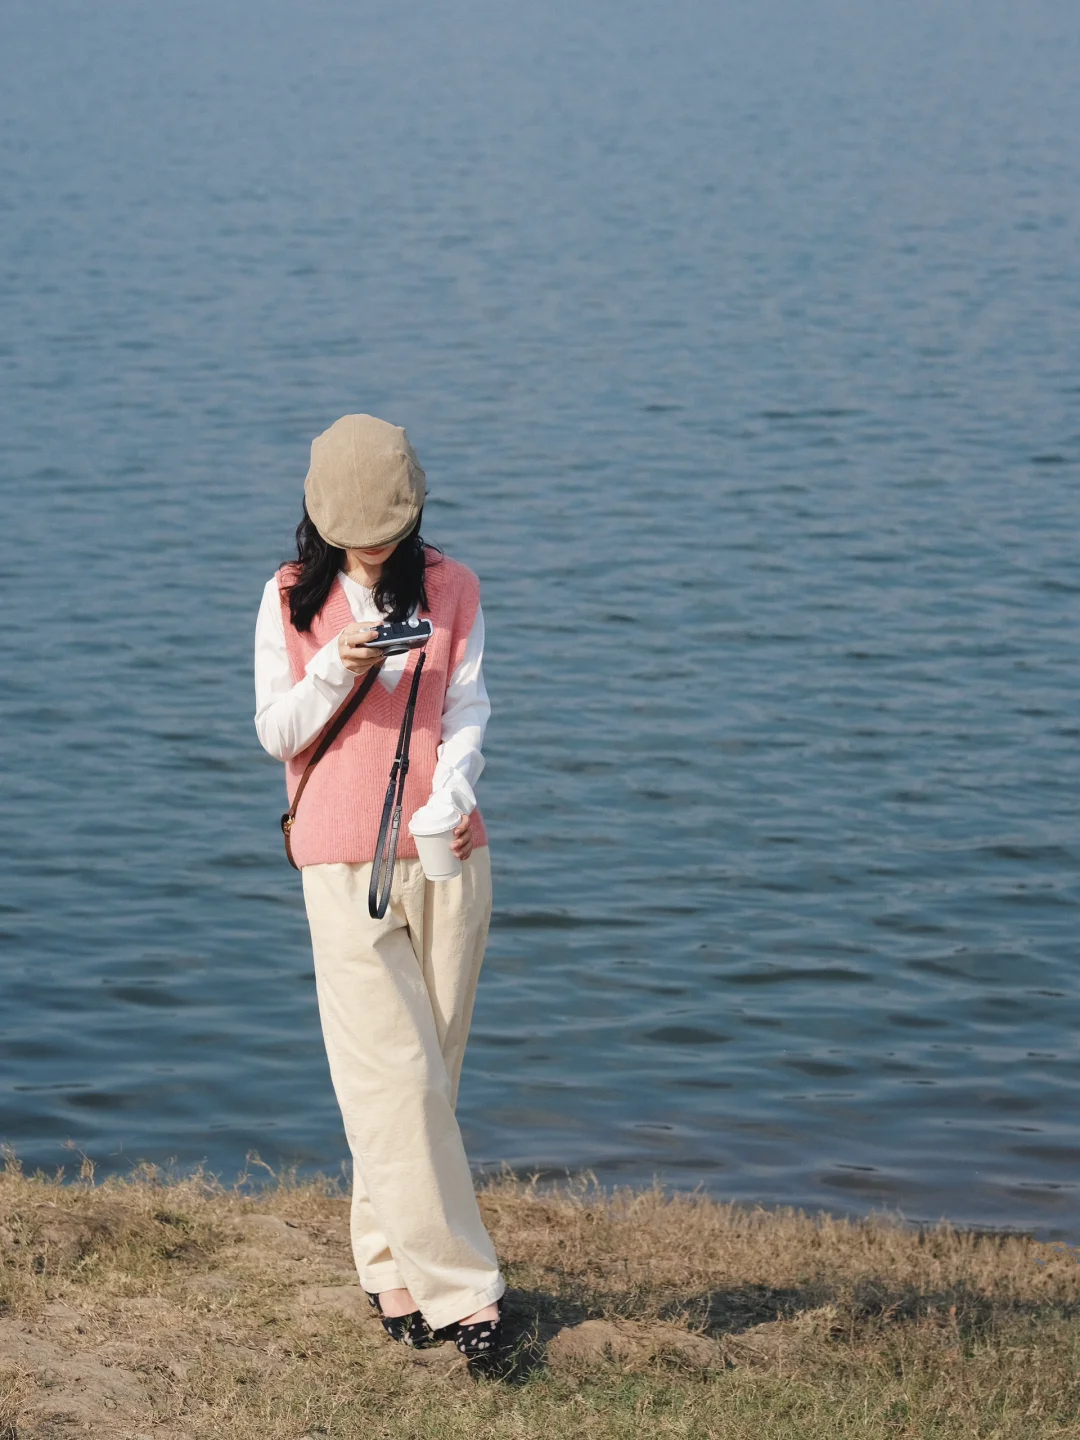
[280,664,382,867]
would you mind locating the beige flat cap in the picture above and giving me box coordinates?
[304,414,426,549]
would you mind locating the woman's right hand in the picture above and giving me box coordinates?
[339,624,386,676]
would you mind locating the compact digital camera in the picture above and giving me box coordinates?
[365,617,434,656]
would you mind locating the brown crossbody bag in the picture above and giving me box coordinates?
[280,664,383,870]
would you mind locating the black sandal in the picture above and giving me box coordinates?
[364,1289,440,1349]
[438,1302,504,1367]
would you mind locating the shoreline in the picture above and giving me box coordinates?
[2,1156,1079,1438]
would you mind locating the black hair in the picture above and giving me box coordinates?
[282,504,440,632]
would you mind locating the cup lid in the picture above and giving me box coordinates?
[408,796,462,836]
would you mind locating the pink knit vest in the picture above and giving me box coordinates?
[277,547,489,867]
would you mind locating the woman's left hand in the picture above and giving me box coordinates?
[451,813,474,861]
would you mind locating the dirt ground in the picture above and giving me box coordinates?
[2,1156,1079,1439]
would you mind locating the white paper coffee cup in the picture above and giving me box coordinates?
[412,826,462,881]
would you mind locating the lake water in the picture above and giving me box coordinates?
[2,0,1079,1240]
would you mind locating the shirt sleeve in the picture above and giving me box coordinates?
[428,603,490,816]
[253,577,355,762]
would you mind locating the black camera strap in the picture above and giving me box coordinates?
[368,649,427,919]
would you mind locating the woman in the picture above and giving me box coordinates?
[253,413,504,1365]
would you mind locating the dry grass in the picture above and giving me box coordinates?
[1,1148,1079,1438]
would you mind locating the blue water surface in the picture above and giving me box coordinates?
[1,0,1079,1238]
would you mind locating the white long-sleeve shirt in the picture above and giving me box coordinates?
[253,570,489,816]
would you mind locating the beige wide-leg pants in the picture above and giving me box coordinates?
[300,844,504,1331]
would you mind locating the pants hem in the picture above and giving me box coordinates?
[360,1259,407,1292]
[422,1272,507,1332]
